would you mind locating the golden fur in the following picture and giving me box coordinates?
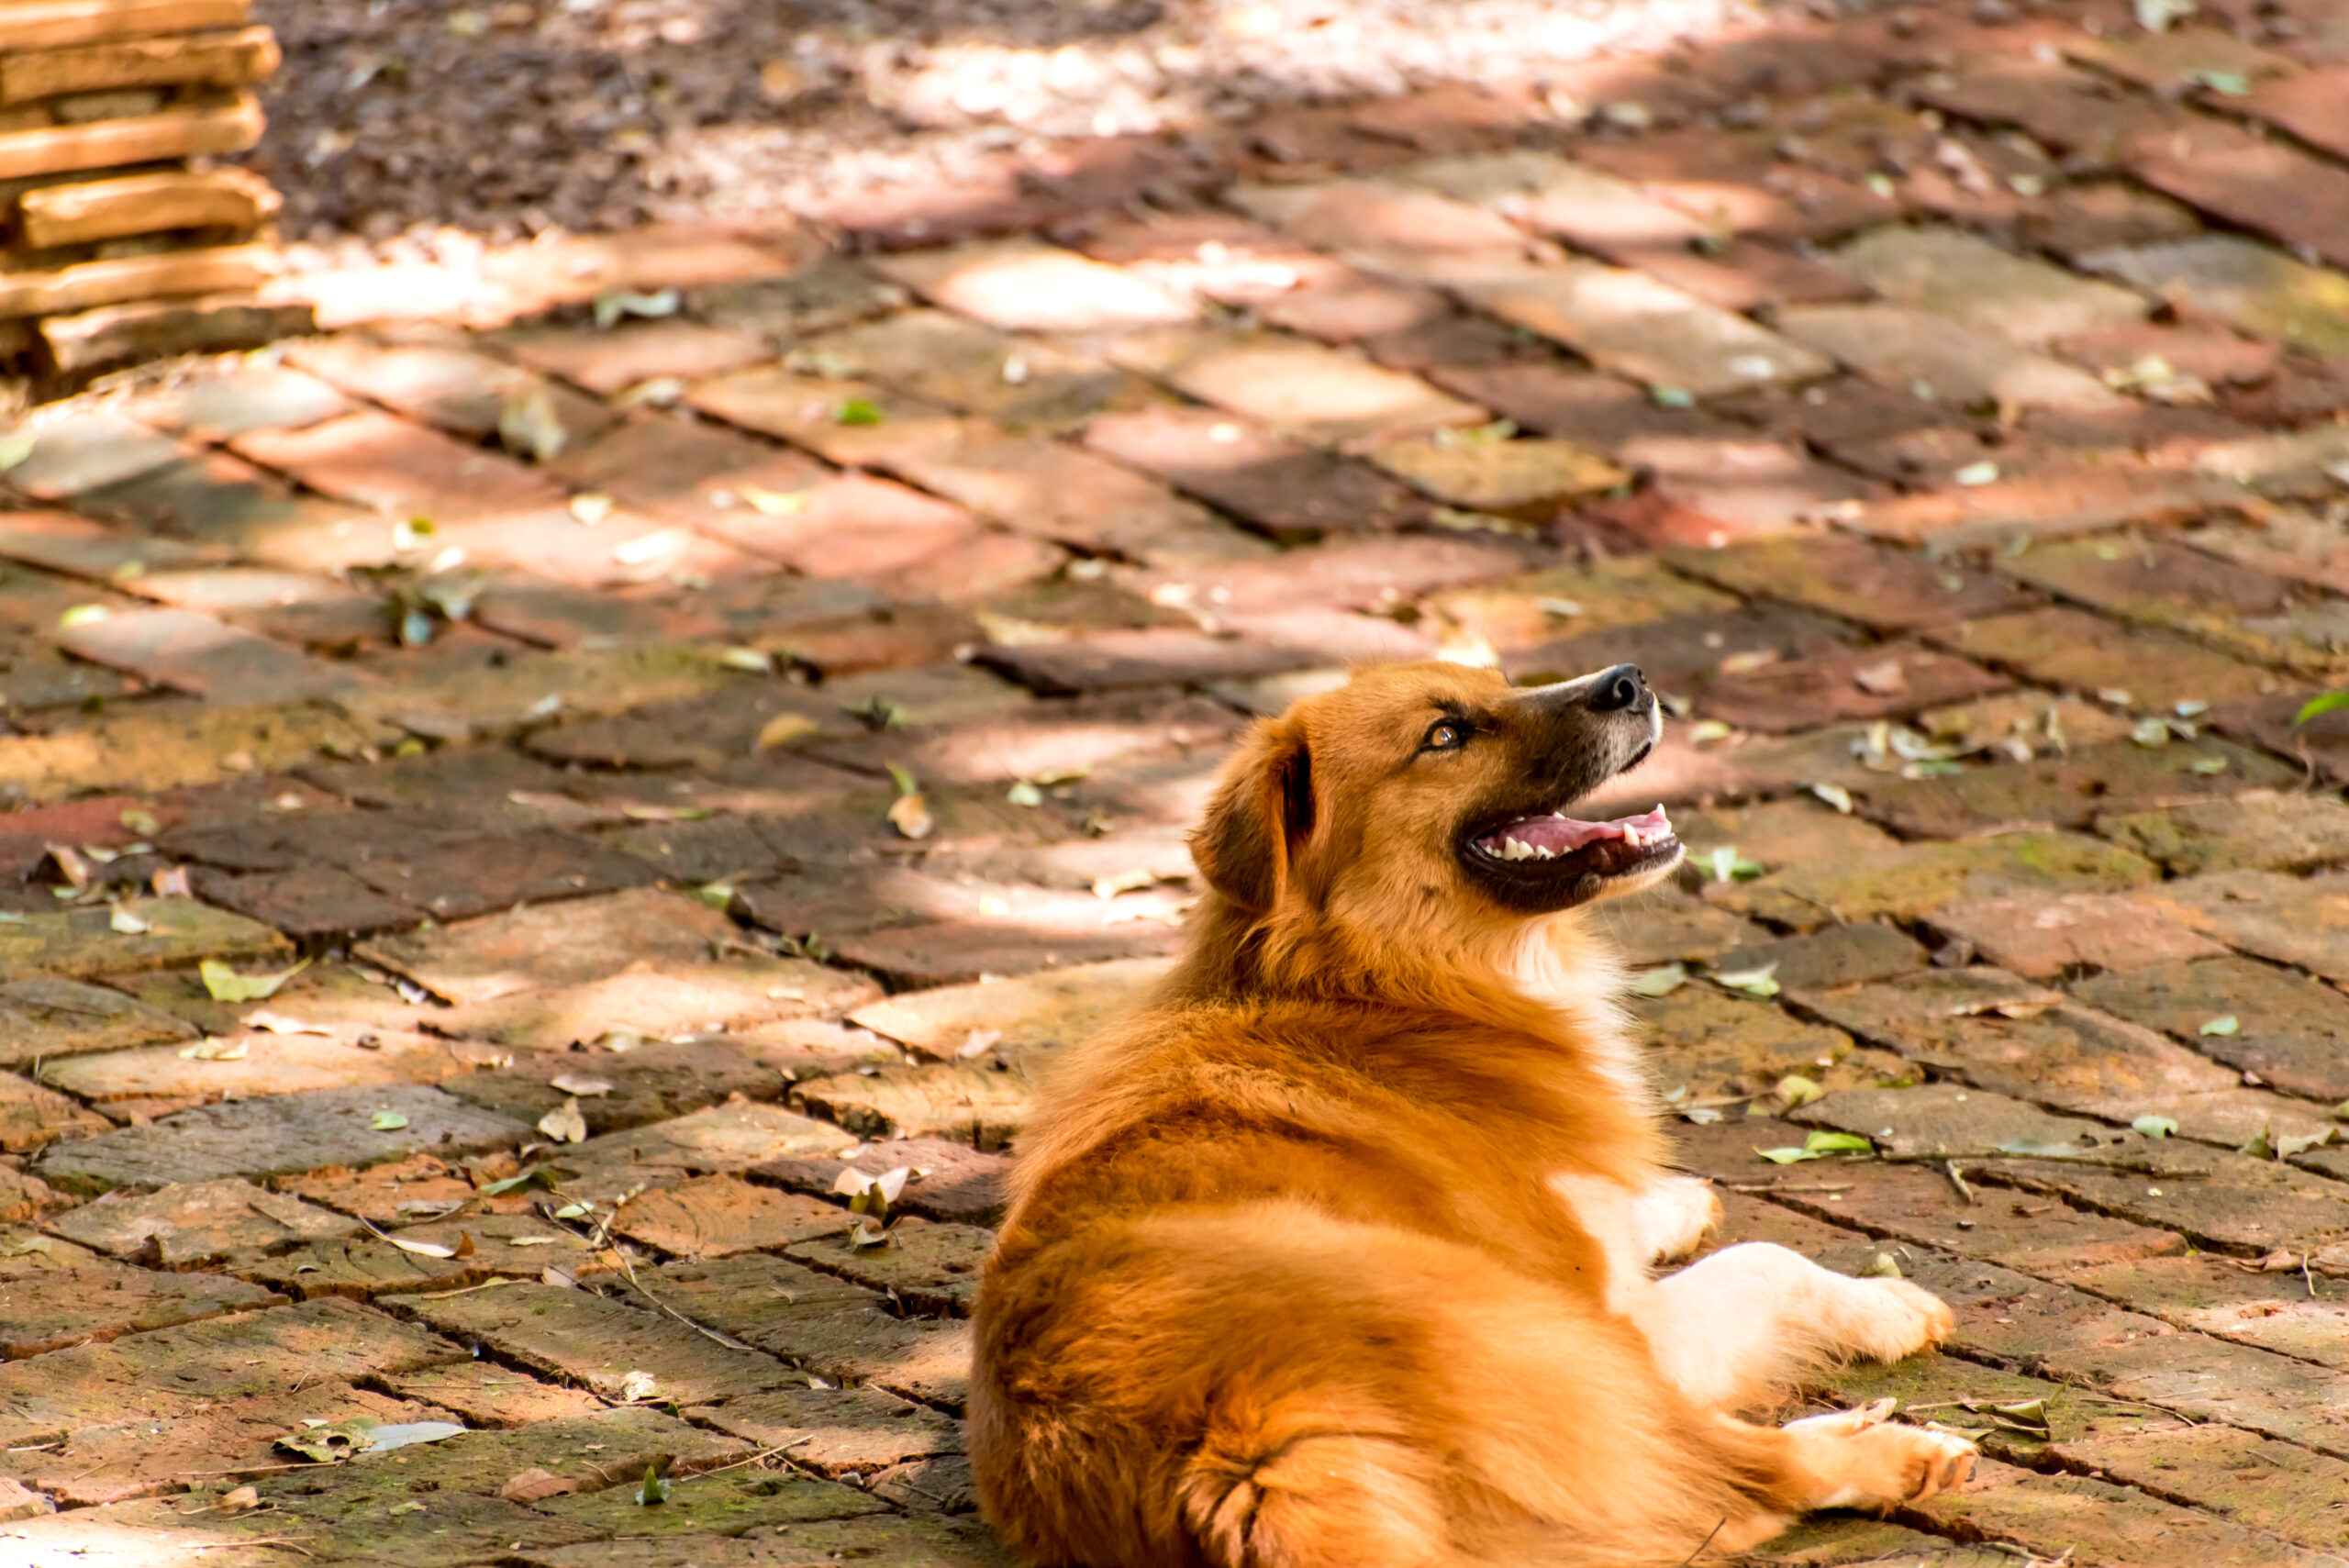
[971,662,1972,1567]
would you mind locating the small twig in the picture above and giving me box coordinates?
[1725,1182,1854,1195]
[1677,1518,1728,1567]
[405,1276,513,1301]
[1945,1161,1976,1207]
[694,1438,812,1478]
[2306,1252,2319,1301]
[1880,1151,2196,1176]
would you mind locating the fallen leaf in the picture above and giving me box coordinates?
[594,287,679,328]
[497,385,567,463]
[1857,1252,1903,1278]
[1852,660,1908,696]
[199,957,309,1003]
[1953,461,2000,487]
[1708,846,1765,883]
[1776,1073,1824,1108]
[568,493,614,527]
[244,1009,331,1036]
[370,1110,410,1131]
[1717,649,1778,676]
[619,1369,659,1404]
[551,1073,614,1097]
[1091,868,1160,899]
[1809,782,1855,814]
[1756,1129,1875,1164]
[177,1036,250,1061]
[1006,779,1044,807]
[740,483,807,516]
[389,1236,457,1259]
[835,397,884,426]
[108,904,150,934]
[477,1165,568,1195]
[1629,962,1688,997]
[1714,962,1781,999]
[276,1418,377,1462]
[219,1485,261,1511]
[500,1467,576,1503]
[367,1421,468,1452]
[1947,992,2063,1019]
[886,792,934,840]
[539,1098,589,1144]
[2199,1015,2240,1036]
[2132,1115,2179,1139]
[754,711,820,751]
[118,807,161,836]
[636,1462,671,1505]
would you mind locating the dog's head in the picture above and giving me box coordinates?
[1191,662,1680,964]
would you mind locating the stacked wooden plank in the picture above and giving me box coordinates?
[0,0,306,380]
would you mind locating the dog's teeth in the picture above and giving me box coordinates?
[1534,845,1554,859]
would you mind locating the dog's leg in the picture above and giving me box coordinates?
[1627,1173,1720,1265]
[1634,1242,1954,1410]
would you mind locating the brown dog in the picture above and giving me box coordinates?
[970,662,1972,1567]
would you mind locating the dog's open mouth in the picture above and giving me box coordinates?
[1465,804,1680,884]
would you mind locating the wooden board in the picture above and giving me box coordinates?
[17,166,276,246]
[38,289,311,373]
[0,0,250,51]
[0,91,260,181]
[0,241,273,319]
[0,25,278,104]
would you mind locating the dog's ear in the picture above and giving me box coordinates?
[1190,719,1315,910]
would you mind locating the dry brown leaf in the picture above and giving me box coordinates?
[550,1073,614,1097]
[452,1230,477,1260]
[886,791,934,840]
[1852,659,1908,696]
[498,1467,576,1503]
[754,712,821,751]
[219,1485,261,1512]
[539,1097,589,1143]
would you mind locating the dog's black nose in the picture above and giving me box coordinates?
[1586,664,1646,712]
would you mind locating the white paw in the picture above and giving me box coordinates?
[1631,1175,1722,1265]
[1838,1280,1956,1364]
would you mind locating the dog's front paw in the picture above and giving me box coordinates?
[1632,1174,1722,1265]
[1783,1404,1976,1510]
[1845,1280,1956,1363]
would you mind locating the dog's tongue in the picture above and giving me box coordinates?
[1479,805,1674,862]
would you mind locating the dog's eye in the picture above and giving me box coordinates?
[1422,720,1468,752]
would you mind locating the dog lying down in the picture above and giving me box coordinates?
[971,661,1972,1568]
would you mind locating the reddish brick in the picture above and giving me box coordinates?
[1085,406,1425,539]
[503,319,772,395]
[230,410,562,522]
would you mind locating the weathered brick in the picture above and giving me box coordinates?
[871,238,1195,332]
[2127,871,2349,987]
[2073,955,2349,1103]
[1776,304,2127,412]
[2099,794,2349,876]
[1431,256,1832,398]
[751,1138,1011,1228]
[688,1384,962,1477]
[1924,892,2227,979]
[1860,739,2299,840]
[794,1061,1037,1149]
[32,1084,534,1195]
[1664,534,2034,635]
[1934,606,2279,710]
[0,977,194,1068]
[1108,325,1486,448]
[647,1252,972,1410]
[2082,238,2349,361]
[1710,833,2158,930]
[0,898,290,984]
[390,1278,798,1404]
[49,1177,357,1266]
[614,1173,850,1259]
[1831,225,2146,347]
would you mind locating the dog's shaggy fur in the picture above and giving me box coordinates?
[971,662,1972,1568]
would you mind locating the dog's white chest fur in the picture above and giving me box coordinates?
[1505,921,1650,1106]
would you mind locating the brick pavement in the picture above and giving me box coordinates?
[6,0,2349,1560]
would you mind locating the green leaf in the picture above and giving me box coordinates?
[1628,962,1687,998]
[370,1111,410,1131]
[636,1463,671,1506]
[58,604,108,628]
[2295,692,2349,727]
[885,762,919,798]
[1857,1252,1903,1278]
[693,883,734,910]
[198,957,308,1003]
[477,1166,570,1195]
[1804,1130,1873,1154]
[835,398,884,426]
[2278,1127,2334,1160]
[2193,69,2251,95]
[1714,962,1781,998]
[275,1417,378,1462]
[1708,846,1765,883]
[1776,1073,1824,1108]
[2132,1115,2179,1139]
[1756,1145,1820,1164]
[1650,386,1694,408]
[2199,1015,2239,1036]
[2242,1124,2277,1160]
[118,808,160,837]
[2188,757,2228,776]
